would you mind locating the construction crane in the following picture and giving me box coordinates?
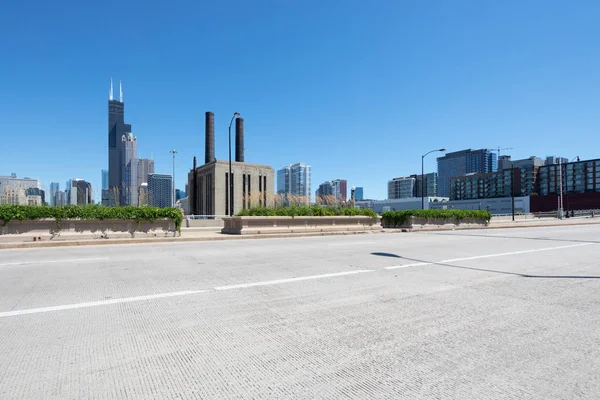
[492,147,513,157]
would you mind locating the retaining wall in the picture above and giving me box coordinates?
[222,216,381,235]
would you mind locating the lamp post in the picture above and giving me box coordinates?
[228,112,240,217]
[422,148,446,209]
[564,156,580,217]
[169,150,177,207]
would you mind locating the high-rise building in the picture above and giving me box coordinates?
[49,182,59,206]
[55,190,66,206]
[176,189,186,201]
[437,149,497,197]
[388,177,416,199]
[277,162,311,203]
[354,187,364,201]
[107,79,132,206]
[136,158,154,186]
[121,133,137,206]
[26,188,46,204]
[68,179,92,205]
[148,173,173,208]
[101,170,108,190]
[411,173,438,197]
[316,179,347,203]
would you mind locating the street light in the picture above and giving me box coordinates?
[169,150,177,207]
[422,148,446,209]
[228,112,240,217]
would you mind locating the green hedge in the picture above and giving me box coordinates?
[381,209,492,226]
[237,205,377,218]
[0,205,183,232]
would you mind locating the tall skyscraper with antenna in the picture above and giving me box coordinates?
[105,78,133,206]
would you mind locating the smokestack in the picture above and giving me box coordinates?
[205,112,215,164]
[235,117,244,162]
[191,156,197,215]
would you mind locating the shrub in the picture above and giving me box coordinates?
[237,205,377,218]
[381,209,492,227]
[0,205,183,232]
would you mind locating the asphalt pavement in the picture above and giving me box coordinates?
[1,225,599,399]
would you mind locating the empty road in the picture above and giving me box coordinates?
[1,225,599,399]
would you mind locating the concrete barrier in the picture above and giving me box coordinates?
[382,216,489,231]
[221,216,381,235]
[0,218,177,243]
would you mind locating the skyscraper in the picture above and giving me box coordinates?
[107,79,132,205]
[437,149,497,197]
[316,179,347,203]
[49,182,59,206]
[148,173,173,208]
[122,133,137,206]
[277,162,312,203]
[101,170,108,190]
[354,187,364,201]
[388,177,416,199]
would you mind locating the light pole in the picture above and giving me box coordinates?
[422,148,446,209]
[170,149,177,207]
[564,156,580,217]
[228,112,240,217]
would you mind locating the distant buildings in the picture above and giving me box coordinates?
[316,179,347,203]
[107,79,131,205]
[68,179,92,205]
[0,174,43,205]
[277,162,312,203]
[148,174,173,208]
[176,189,186,201]
[437,149,497,197]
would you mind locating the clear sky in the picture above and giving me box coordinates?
[1,0,599,200]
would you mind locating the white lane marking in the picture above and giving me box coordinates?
[0,290,208,318]
[328,241,375,246]
[384,243,595,270]
[0,257,109,267]
[214,270,374,291]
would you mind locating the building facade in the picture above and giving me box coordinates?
[411,173,438,197]
[148,173,173,208]
[69,179,92,205]
[49,182,59,206]
[437,149,497,197]
[101,170,108,190]
[277,162,311,203]
[388,176,416,199]
[107,80,132,206]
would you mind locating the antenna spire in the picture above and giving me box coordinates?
[119,80,123,102]
[109,78,113,100]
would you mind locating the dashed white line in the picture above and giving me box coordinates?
[384,243,595,270]
[0,290,209,318]
[0,257,109,267]
[214,270,374,291]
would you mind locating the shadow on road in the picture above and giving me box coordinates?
[370,253,600,279]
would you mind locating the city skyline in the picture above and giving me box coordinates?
[2,2,599,200]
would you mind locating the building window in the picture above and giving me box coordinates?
[243,173,247,210]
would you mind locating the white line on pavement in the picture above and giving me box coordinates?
[0,290,209,318]
[0,257,109,267]
[384,243,595,270]
[214,270,375,291]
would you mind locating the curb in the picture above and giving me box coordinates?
[0,230,382,250]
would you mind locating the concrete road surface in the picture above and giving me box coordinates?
[1,225,599,399]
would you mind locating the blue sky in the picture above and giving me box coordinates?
[1,0,599,200]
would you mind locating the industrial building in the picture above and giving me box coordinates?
[187,112,275,216]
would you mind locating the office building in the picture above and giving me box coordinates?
[138,183,149,206]
[106,79,133,206]
[354,187,364,201]
[26,188,46,204]
[136,158,154,186]
[411,173,438,197]
[437,149,498,197]
[148,173,173,208]
[68,179,92,205]
[101,170,108,190]
[122,132,137,206]
[49,182,59,206]
[388,176,416,199]
[176,189,186,201]
[498,156,546,170]
[277,162,312,204]
[188,112,275,216]
[55,190,66,206]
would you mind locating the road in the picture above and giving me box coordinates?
[1,225,599,399]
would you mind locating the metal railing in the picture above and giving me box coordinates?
[185,215,229,220]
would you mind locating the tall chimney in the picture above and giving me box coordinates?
[205,112,215,164]
[235,117,244,162]
[191,156,197,215]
